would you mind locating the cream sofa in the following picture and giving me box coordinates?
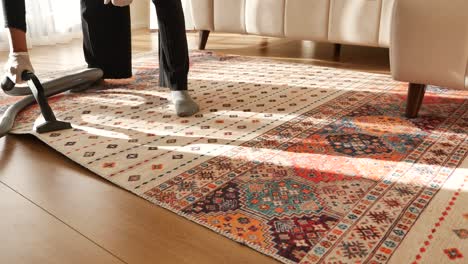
[390,0,468,117]
[191,0,395,48]
[189,0,468,117]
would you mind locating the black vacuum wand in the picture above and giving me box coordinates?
[2,71,72,133]
[0,68,103,138]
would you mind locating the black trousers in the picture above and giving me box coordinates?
[81,0,132,79]
[1,0,26,32]
[152,0,189,91]
[2,0,132,79]
[2,0,189,89]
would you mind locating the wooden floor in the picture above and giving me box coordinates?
[0,29,390,264]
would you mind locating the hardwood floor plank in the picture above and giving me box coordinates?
[0,182,123,264]
[0,135,276,264]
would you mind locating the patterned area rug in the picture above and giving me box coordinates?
[3,51,467,264]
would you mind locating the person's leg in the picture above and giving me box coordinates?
[152,0,199,117]
[2,0,27,52]
[2,0,26,32]
[158,33,171,88]
[81,0,132,79]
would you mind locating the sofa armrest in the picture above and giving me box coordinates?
[190,0,214,31]
[390,0,468,90]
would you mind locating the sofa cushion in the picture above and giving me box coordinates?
[284,0,330,41]
[214,0,246,33]
[329,0,383,46]
[245,0,285,37]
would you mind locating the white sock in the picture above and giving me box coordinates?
[171,90,199,117]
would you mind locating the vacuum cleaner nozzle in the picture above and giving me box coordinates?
[0,68,103,138]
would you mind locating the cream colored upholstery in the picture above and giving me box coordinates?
[190,0,468,92]
[390,0,468,90]
[190,0,394,47]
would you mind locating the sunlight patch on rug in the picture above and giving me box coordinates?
[4,51,467,264]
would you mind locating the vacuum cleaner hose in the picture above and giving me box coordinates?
[0,68,103,138]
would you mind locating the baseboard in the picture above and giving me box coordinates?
[132,23,149,30]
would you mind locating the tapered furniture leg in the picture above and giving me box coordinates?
[333,44,342,59]
[198,30,210,50]
[406,83,426,118]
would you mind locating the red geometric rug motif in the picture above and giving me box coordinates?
[3,51,467,263]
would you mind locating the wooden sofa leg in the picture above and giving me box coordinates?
[406,83,426,118]
[333,44,342,59]
[198,30,210,50]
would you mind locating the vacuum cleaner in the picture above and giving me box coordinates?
[0,68,104,138]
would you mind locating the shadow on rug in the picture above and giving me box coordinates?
[4,51,468,264]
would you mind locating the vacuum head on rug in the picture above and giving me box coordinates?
[0,68,103,137]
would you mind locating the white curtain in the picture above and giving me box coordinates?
[0,0,82,51]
